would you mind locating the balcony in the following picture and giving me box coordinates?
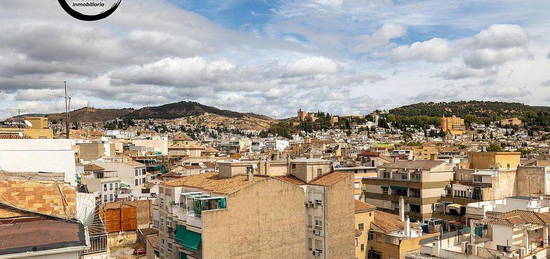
[179,192,227,228]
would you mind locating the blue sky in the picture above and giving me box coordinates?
[0,0,549,118]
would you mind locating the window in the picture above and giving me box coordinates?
[292,164,296,169]
[308,215,313,227]
[358,223,364,230]
[135,179,139,185]
[314,218,322,228]
[110,194,113,201]
[308,238,312,250]
[381,186,389,195]
[410,204,421,213]
[104,195,107,202]
[368,231,373,240]
[135,170,138,176]
[115,183,118,189]
[317,168,323,177]
[109,183,113,190]
[315,239,322,251]
[361,244,365,251]
[383,172,390,179]
[401,174,408,180]
[409,189,421,198]
[473,175,482,182]
[103,184,107,191]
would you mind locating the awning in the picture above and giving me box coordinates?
[175,225,201,251]
[390,185,408,190]
[447,203,463,209]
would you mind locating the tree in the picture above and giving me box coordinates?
[486,143,503,152]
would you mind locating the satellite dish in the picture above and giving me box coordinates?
[24,120,33,127]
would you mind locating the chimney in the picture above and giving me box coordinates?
[405,217,411,236]
[399,196,405,222]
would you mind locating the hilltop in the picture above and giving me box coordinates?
[42,107,134,123]
[122,101,269,120]
[389,101,550,118]
[386,101,550,129]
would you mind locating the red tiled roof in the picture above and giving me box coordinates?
[355,200,376,213]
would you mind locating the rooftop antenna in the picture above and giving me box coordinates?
[64,81,70,139]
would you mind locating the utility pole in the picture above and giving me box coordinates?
[64,81,70,139]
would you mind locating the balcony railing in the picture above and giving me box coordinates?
[80,234,108,255]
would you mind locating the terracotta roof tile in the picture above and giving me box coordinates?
[163,173,268,194]
[355,200,376,213]
[0,180,77,219]
[487,210,550,227]
[371,210,404,233]
[84,163,104,171]
[274,175,306,185]
[309,172,351,186]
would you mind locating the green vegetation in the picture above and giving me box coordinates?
[486,143,503,152]
[388,101,550,130]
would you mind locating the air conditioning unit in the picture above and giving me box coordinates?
[313,229,321,236]
[308,201,314,207]
[315,200,322,206]
[312,250,320,256]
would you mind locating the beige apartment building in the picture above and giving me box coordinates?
[363,160,454,220]
[154,158,356,259]
[440,116,466,135]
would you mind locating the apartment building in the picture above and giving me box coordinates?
[355,200,376,259]
[440,116,466,135]
[0,116,53,139]
[95,160,147,187]
[334,166,377,199]
[155,173,307,259]
[411,210,550,259]
[467,151,521,170]
[436,152,523,217]
[363,160,454,220]
[81,163,121,203]
[154,158,356,259]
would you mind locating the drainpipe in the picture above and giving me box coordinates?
[399,196,405,222]
[323,186,328,259]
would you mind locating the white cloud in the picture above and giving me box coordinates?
[286,56,339,76]
[392,38,451,62]
[440,66,497,80]
[483,86,531,98]
[461,24,529,69]
[469,24,528,49]
[354,24,406,52]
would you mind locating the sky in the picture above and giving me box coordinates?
[1,0,550,119]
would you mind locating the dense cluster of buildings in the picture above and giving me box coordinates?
[1,113,550,259]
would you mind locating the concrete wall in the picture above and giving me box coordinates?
[0,139,77,185]
[201,178,306,259]
[133,139,168,155]
[490,171,516,200]
[78,143,105,161]
[355,209,374,259]
[291,163,331,183]
[325,174,355,259]
[468,152,520,170]
[516,166,548,196]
